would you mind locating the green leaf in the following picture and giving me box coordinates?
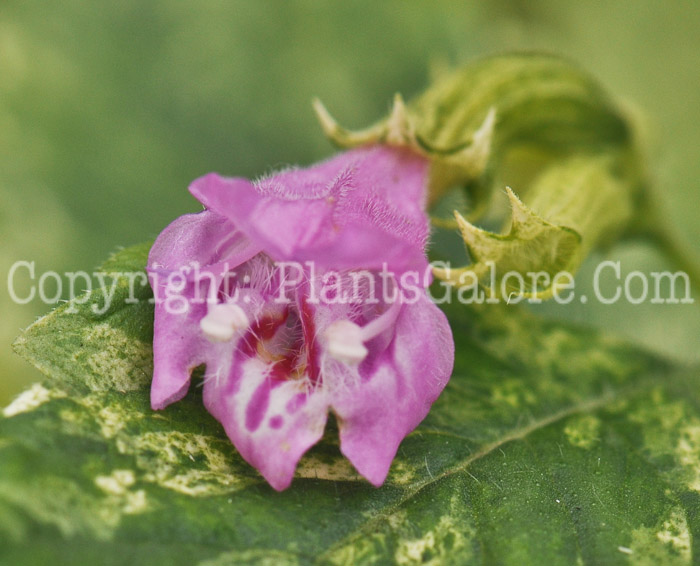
[3,244,700,565]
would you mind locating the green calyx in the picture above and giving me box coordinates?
[314,53,672,300]
[435,155,635,298]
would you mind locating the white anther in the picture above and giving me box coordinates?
[324,319,368,365]
[200,303,249,342]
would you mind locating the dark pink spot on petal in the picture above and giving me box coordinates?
[269,415,284,429]
[299,297,320,384]
[245,381,271,432]
[285,392,307,414]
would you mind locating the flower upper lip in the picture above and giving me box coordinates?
[187,146,430,276]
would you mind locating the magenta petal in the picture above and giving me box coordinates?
[203,358,329,491]
[149,297,207,410]
[332,293,454,485]
[189,146,430,274]
[148,209,261,275]
[147,210,260,410]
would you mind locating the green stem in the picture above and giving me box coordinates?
[644,227,700,299]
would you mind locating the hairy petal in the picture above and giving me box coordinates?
[332,293,454,485]
[147,210,260,409]
[189,146,430,274]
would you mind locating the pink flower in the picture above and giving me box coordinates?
[147,146,454,490]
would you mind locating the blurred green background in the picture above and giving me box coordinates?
[2,1,699,404]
